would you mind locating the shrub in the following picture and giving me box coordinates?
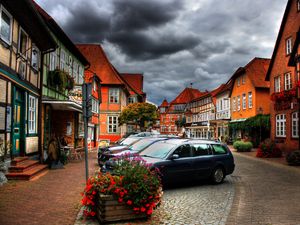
[81,155,162,218]
[233,141,253,152]
[256,139,282,158]
[286,150,300,166]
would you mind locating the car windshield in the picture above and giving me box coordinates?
[129,139,158,152]
[140,142,175,159]
[119,138,139,146]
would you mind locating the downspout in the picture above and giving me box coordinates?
[38,47,56,163]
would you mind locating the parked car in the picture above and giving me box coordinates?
[104,139,235,185]
[98,137,167,167]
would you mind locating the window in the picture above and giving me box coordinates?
[292,112,299,138]
[28,96,37,134]
[286,37,292,55]
[108,116,118,133]
[274,76,281,93]
[92,98,99,113]
[78,114,84,137]
[242,93,246,110]
[49,52,57,71]
[60,49,65,71]
[233,97,236,111]
[248,92,252,108]
[109,88,119,103]
[276,114,286,137]
[73,61,78,81]
[284,73,292,90]
[192,144,210,156]
[242,75,245,84]
[211,145,227,155]
[18,28,28,58]
[0,6,12,44]
[68,56,72,75]
[78,66,84,84]
[298,0,300,11]
[237,77,240,86]
[237,96,240,111]
[31,45,39,71]
[173,145,191,158]
[128,96,136,104]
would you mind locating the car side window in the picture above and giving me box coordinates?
[211,144,227,155]
[173,144,191,158]
[192,144,210,156]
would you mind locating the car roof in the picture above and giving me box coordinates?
[187,139,223,144]
[157,138,190,145]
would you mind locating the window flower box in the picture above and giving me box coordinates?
[270,88,297,102]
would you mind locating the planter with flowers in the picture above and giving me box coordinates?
[270,88,297,102]
[256,139,282,158]
[81,155,162,223]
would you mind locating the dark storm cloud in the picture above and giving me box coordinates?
[111,0,183,32]
[35,0,288,105]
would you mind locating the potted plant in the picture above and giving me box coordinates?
[81,155,162,223]
[65,75,75,91]
[47,69,69,92]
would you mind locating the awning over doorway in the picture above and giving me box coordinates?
[42,100,82,112]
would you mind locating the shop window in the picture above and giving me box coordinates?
[78,114,84,137]
[109,88,119,103]
[292,112,299,138]
[108,116,118,133]
[276,114,286,137]
[28,95,37,134]
[0,6,12,45]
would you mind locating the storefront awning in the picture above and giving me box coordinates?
[229,118,247,123]
[42,100,82,112]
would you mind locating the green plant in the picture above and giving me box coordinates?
[233,141,253,152]
[48,69,69,92]
[81,155,162,218]
[286,150,300,166]
[65,75,75,91]
[256,139,282,158]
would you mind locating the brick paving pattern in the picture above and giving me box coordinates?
[0,152,99,225]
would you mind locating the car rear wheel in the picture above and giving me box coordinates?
[211,167,225,184]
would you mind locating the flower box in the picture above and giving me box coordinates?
[96,194,147,223]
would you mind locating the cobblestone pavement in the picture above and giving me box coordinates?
[0,152,99,225]
[227,152,300,225]
[75,177,235,225]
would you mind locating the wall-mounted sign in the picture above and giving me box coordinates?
[68,86,82,104]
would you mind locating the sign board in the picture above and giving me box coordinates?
[68,86,83,104]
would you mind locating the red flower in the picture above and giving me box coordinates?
[146,208,153,215]
[90,211,96,217]
[133,207,140,211]
[140,207,146,212]
[92,191,96,195]
[126,200,133,205]
[118,198,123,203]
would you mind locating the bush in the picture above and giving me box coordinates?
[256,139,282,158]
[233,141,253,152]
[286,150,300,166]
[81,155,162,218]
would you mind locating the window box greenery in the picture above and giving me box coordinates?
[48,69,75,92]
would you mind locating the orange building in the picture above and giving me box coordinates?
[77,44,129,143]
[230,58,271,138]
[265,0,300,152]
[159,88,202,134]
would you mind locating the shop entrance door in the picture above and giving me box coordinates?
[12,88,25,156]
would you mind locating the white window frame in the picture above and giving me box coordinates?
[0,5,12,45]
[276,114,286,137]
[237,96,241,111]
[78,66,84,84]
[128,96,136,104]
[286,37,292,55]
[284,72,292,90]
[248,92,252,108]
[60,49,65,71]
[233,97,236,112]
[108,116,118,133]
[68,56,72,75]
[31,45,39,71]
[92,98,99,114]
[274,76,281,93]
[242,93,246,110]
[292,112,299,138]
[109,88,120,103]
[28,95,37,134]
[18,27,28,59]
[49,51,57,71]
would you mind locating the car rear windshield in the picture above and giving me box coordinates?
[130,139,157,152]
[140,142,175,159]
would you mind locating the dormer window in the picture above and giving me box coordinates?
[286,37,292,55]
[0,5,12,45]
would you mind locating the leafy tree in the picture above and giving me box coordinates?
[119,102,157,131]
[175,117,186,128]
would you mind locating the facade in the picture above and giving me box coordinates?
[158,99,170,134]
[230,58,271,139]
[0,0,56,160]
[265,0,300,152]
[34,2,90,161]
[77,44,129,143]
[160,88,202,134]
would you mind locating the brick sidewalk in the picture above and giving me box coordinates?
[0,152,99,225]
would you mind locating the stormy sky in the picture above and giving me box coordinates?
[35,0,288,105]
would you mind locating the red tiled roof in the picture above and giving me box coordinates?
[160,99,169,107]
[120,73,145,95]
[76,44,124,85]
[170,88,203,105]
